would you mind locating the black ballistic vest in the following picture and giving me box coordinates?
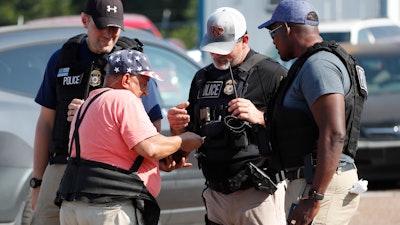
[190,53,270,180]
[49,34,143,158]
[267,41,368,170]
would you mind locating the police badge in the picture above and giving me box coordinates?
[224,79,237,95]
[89,69,102,87]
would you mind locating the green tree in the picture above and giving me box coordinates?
[1,0,199,49]
[0,0,73,26]
[124,0,198,49]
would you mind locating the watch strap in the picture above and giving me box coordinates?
[30,177,42,188]
[308,188,324,200]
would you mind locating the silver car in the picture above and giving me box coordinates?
[342,42,400,181]
[0,24,205,225]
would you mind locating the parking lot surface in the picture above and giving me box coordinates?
[349,182,400,225]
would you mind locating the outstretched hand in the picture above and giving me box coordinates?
[168,101,191,133]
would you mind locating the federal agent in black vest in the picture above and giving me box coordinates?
[31,1,162,225]
[168,7,288,225]
[258,0,368,224]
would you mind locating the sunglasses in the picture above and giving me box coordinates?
[269,25,283,39]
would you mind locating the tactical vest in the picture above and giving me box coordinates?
[192,53,269,180]
[267,41,368,170]
[49,34,144,159]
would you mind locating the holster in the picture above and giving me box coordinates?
[246,162,278,195]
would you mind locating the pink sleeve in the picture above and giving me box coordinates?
[116,90,158,149]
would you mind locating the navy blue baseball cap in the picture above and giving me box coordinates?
[258,0,319,29]
[107,49,163,81]
[85,0,124,30]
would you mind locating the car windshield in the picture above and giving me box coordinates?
[356,55,400,95]
[0,42,58,97]
[320,32,351,43]
[361,25,400,40]
[320,25,400,44]
[143,45,197,107]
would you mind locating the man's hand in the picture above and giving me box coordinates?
[228,98,265,125]
[288,199,320,225]
[168,101,190,133]
[67,98,84,122]
[159,154,192,172]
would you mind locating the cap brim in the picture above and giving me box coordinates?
[200,34,236,55]
[258,19,275,29]
[93,17,124,30]
[139,71,163,81]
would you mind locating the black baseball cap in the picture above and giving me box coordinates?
[84,0,124,30]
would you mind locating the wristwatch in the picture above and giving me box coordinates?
[308,188,324,200]
[29,177,42,188]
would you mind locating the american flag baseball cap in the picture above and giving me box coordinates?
[107,49,163,81]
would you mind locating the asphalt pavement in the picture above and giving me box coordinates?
[349,181,400,225]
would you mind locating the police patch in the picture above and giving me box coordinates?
[89,69,102,87]
[356,65,368,97]
[199,81,223,98]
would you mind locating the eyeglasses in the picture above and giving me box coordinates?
[236,35,245,43]
[269,25,283,39]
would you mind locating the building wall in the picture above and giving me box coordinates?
[310,0,382,21]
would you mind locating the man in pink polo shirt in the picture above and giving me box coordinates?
[55,49,204,225]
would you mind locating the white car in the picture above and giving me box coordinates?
[319,18,400,44]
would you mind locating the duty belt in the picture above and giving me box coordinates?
[274,162,356,183]
[206,168,253,194]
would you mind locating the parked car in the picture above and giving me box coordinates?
[341,42,400,181]
[319,18,400,44]
[0,24,205,225]
[26,15,205,64]
[26,13,163,38]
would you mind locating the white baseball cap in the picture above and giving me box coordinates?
[200,7,247,55]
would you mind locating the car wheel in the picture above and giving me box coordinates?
[21,189,33,225]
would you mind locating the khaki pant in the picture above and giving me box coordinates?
[285,168,360,225]
[60,200,144,225]
[31,163,66,225]
[204,182,287,225]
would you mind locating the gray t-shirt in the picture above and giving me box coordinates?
[283,50,353,164]
[283,50,350,114]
